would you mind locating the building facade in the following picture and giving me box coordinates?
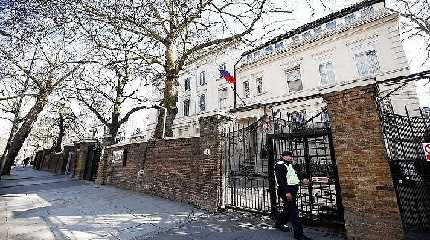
[144,0,419,139]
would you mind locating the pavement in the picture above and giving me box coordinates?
[0,166,346,240]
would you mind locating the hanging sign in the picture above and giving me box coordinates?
[311,176,329,184]
[423,143,430,161]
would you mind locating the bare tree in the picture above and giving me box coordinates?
[75,0,293,138]
[26,100,85,153]
[69,18,160,144]
[394,0,430,64]
[0,1,94,175]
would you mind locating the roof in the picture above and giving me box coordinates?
[242,0,385,56]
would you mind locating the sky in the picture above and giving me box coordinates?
[1,0,429,147]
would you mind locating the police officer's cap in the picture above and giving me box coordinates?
[281,151,293,157]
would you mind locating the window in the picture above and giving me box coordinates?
[198,94,206,112]
[326,20,336,30]
[314,26,323,36]
[219,87,228,108]
[243,81,250,98]
[319,61,336,86]
[184,78,191,91]
[275,41,284,51]
[183,99,190,116]
[291,111,306,124]
[286,66,303,92]
[219,63,226,78]
[303,30,312,40]
[265,46,273,55]
[345,13,356,24]
[361,6,374,18]
[354,49,380,76]
[256,77,263,94]
[199,71,206,86]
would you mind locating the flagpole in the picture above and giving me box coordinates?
[233,55,244,109]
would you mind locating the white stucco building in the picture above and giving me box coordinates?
[143,0,419,139]
[232,0,418,121]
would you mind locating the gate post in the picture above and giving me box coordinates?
[323,84,403,239]
[95,135,113,185]
[266,135,278,216]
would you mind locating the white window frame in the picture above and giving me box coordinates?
[353,48,380,77]
[184,77,191,91]
[198,94,206,112]
[183,99,190,116]
[285,66,303,92]
[243,81,250,98]
[218,87,228,108]
[199,71,206,86]
[218,63,226,78]
[318,61,336,87]
[326,20,336,30]
[256,77,263,95]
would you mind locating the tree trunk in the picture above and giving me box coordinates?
[1,97,47,175]
[53,114,65,152]
[154,44,178,139]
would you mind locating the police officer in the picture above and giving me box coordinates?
[275,150,311,240]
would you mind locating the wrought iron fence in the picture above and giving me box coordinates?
[378,99,430,231]
[222,108,344,227]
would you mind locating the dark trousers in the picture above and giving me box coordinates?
[276,186,303,238]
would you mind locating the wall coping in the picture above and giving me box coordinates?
[105,137,201,149]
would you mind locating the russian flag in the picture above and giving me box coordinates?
[219,69,236,84]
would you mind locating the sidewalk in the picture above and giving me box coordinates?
[1,166,346,240]
[150,210,346,240]
[1,166,200,240]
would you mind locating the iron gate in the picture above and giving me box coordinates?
[223,109,344,226]
[223,117,272,213]
[378,99,430,231]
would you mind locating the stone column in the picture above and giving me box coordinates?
[323,85,403,239]
[198,114,229,212]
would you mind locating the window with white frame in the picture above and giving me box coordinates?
[218,63,226,78]
[319,61,336,86]
[303,30,313,40]
[360,6,374,18]
[243,81,250,98]
[198,94,206,112]
[219,87,228,108]
[184,77,191,91]
[345,13,356,25]
[256,77,263,94]
[265,46,273,55]
[199,71,206,86]
[286,66,303,92]
[354,49,380,76]
[326,20,336,30]
[275,41,284,51]
[314,26,323,36]
[183,99,190,116]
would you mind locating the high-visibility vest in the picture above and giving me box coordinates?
[286,164,300,185]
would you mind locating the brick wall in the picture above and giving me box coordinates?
[324,85,403,239]
[97,115,227,212]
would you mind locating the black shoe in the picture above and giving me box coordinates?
[294,235,312,240]
[274,224,291,232]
